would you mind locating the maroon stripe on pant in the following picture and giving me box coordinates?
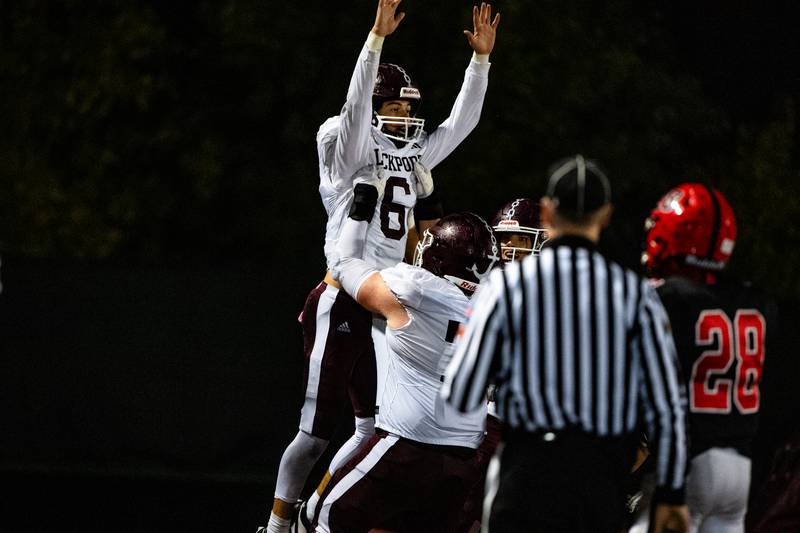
[316,432,478,532]
[300,282,376,439]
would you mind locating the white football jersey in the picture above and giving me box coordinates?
[375,263,486,448]
[317,41,490,270]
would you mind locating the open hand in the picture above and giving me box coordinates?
[464,2,500,55]
[372,0,406,37]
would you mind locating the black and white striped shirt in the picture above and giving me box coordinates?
[442,235,687,500]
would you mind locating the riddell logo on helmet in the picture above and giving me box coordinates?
[459,280,477,291]
[445,275,478,293]
[685,255,726,270]
[497,220,521,229]
[399,87,420,99]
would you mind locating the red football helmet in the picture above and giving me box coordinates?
[373,63,425,143]
[642,183,737,282]
[413,212,500,295]
[491,198,548,262]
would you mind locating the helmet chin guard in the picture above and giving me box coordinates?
[374,115,425,143]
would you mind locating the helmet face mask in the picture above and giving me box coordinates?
[413,213,499,295]
[497,231,547,262]
[373,114,425,143]
[373,63,424,143]
[642,183,737,281]
[491,198,548,263]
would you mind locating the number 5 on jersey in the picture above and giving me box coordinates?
[691,309,766,414]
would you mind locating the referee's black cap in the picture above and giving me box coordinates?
[545,155,611,216]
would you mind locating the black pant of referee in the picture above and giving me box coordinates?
[489,427,638,533]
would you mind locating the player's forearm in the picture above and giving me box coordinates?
[344,32,383,111]
[334,255,377,302]
[332,218,377,302]
[337,216,368,262]
[331,182,379,296]
[419,59,490,169]
[334,34,383,179]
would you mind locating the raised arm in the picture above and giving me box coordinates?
[323,1,406,186]
[331,179,410,328]
[419,2,500,169]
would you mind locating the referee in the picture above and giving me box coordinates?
[442,155,689,533]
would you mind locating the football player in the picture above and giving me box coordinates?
[261,1,501,532]
[630,183,776,533]
[452,198,548,533]
[310,177,499,532]
[491,197,549,262]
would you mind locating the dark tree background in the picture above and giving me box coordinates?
[2,0,799,283]
[1,1,798,532]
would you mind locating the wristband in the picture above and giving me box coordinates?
[472,52,490,64]
[350,183,379,222]
[366,31,384,52]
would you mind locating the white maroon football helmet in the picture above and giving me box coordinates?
[413,212,499,295]
[491,198,548,262]
[373,63,425,143]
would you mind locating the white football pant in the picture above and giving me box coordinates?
[686,447,750,533]
[628,447,750,533]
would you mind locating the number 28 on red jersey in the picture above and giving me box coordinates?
[690,309,766,414]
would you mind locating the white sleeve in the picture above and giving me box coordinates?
[320,36,382,190]
[331,213,378,301]
[418,57,491,170]
[442,268,506,412]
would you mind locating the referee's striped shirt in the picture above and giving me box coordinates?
[442,235,687,501]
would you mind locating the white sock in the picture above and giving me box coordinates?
[266,512,291,533]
